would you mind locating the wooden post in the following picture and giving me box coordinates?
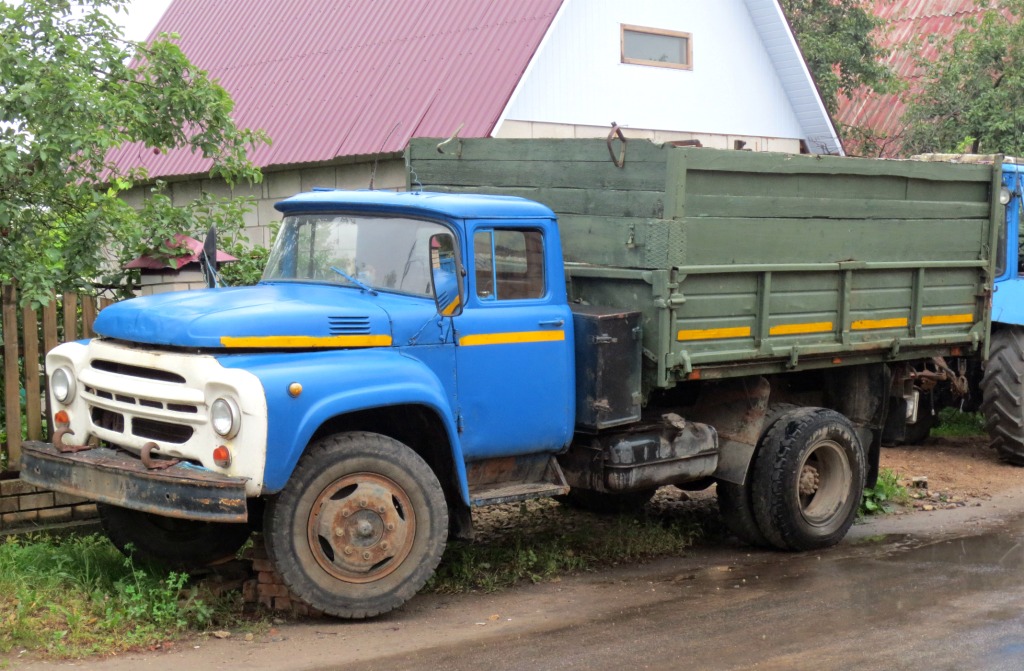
[2,284,22,469]
[22,304,41,441]
[62,292,78,343]
[42,300,59,440]
[82,296,97,339]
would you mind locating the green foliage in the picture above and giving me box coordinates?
[0,533,245,658]
[781,0,895,117]
[0,0,268,308]
[427,500,700,593]
[859,468,907,516]
[932,408,986,438]
[902,0,1024,156]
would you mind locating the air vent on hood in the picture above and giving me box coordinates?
[328,316,372,335]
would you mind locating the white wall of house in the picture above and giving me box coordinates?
[497,0,805,146]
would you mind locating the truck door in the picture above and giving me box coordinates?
[453,225,575,459]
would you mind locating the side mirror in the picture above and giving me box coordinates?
[430,233,464,317]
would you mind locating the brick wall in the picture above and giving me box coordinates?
[0,478,97,530]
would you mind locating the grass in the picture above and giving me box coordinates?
[427,498,703,593]
[932,408,985,438]
[859,468,908,516]
[0,533,250,659]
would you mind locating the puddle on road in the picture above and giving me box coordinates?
[708,514,1024,626]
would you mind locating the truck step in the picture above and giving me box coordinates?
[466,454,569,507]
[469,481,570,507]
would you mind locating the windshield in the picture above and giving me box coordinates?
[262,214,452,297]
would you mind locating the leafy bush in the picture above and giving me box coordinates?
[859,468,907,516]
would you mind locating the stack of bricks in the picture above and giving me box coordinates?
[0,478,97,530]
[241,535,322,617]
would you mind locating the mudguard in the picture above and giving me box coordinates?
[216,348,469,501]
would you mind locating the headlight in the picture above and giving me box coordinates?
[51,367,76,404]
[211,397,240,438]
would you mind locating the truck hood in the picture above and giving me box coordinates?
[93,284,394,349]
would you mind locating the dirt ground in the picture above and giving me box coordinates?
[879,435,1023,504]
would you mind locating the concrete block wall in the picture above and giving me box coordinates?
[0,478,97,530]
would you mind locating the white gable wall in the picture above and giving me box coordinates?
[497,0,806,146]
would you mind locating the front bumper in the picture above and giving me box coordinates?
[20,442,249,523]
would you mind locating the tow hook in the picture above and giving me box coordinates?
[140,442,180,470]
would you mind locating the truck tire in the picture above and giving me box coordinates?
[264,432,448,619]
[750,408,865,551]
[97,503,252,569]
[980,327,1024,465]
[557,487,656,515]
[716,403,796,548]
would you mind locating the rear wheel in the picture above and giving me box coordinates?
[980,327,1024,465]
[98,504,252,569]
[264,432,448,619]
[750,408,865,551]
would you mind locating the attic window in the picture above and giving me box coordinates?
[621,25,692,70]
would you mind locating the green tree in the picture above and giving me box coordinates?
[781,0,894,116]
[902,0,1024,156]
[0,0,268,307]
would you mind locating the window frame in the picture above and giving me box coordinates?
[620,24,693,71]
[472,227,547,303]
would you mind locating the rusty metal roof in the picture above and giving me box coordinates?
[836,0,986,156]
[107,0,563,179]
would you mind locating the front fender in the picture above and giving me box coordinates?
[217,349,466,498]
[993,277,1024,327]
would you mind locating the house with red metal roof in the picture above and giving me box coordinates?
[836,0,987,157]
[116,0,841,246]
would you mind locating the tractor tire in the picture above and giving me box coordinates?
[980,326,1024,465]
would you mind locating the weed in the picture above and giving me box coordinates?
[0,533,244,659]
[427,500,700,593]
[860,468,908,516]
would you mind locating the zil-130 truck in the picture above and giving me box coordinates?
[20,141,1009,618]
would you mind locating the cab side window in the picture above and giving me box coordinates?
[474,229,545,300]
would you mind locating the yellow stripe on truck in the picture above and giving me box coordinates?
[921,313,973,326]
[460,330,565,346]
[677,326,751,342]
[220,335,392,348]
[769,321,834,336]
[851,318,908,330]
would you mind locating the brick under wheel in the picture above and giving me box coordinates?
[264,432,448,619]
[980,326,1024,466]
[750,408,865,551]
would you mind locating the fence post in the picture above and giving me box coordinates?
[41,300,59,441]
[2,284,22,469]
[22,304,42,442]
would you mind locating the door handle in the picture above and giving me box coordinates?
[538,319,565,328]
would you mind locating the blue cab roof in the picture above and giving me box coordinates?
[275,190,556,220]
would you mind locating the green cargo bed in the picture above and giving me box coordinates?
[406,139,998,391]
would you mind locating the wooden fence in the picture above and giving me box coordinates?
[1,284,112,474]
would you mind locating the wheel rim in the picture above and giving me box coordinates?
[307,472,416,584]
[796,439,852,527]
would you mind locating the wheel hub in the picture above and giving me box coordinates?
[799,464,820,496]
[308,473,415,583]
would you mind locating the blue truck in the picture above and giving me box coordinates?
[20,143,1011,618]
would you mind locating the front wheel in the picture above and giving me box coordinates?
[750,408,865,551]
[264,432,448,619]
